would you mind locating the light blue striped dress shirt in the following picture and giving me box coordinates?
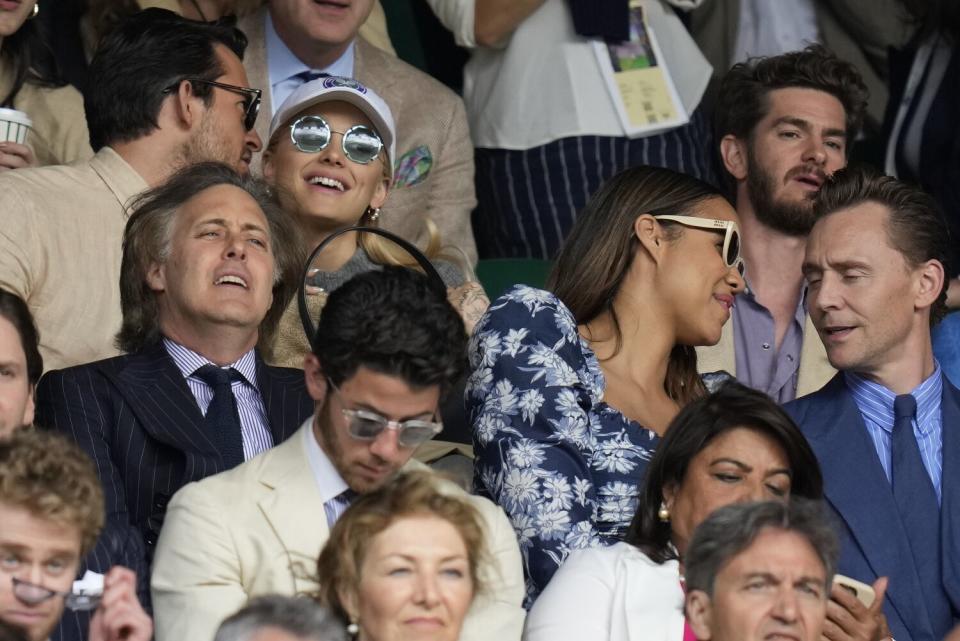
[163,339,274,460]
[845,364,944,504]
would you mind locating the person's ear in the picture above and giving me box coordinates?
[170,79,204,131]
[146,262,166,293]
[661,482,677,514]
[634,214,667,264]
[303,353,328,403]
[685,590,714,640]
[720,134,749,182]
[914,258,946,313]
[262,148,275,182]
[369,174,389,210]
[21,384,35,427]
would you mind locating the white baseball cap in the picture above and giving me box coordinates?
[269,75,396,167]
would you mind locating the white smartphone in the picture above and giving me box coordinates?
[833,574,876,608]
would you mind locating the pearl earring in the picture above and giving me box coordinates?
[346,621,359,637]
[658,502,670,522]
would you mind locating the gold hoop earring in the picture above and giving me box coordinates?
[658,502,670,522]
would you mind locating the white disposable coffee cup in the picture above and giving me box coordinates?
[0,107,32,144]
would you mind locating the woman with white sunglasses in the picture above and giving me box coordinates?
[466,165,746,605]
[261,76,487,368]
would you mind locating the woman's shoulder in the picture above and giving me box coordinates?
[563,542,671,571]
[480,285,576,335]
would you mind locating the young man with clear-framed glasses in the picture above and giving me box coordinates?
[150,268,526,641]
[0,431,152,641]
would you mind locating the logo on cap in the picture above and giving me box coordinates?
[322,76,367,94]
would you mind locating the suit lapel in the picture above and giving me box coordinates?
[938,379,960,612]
[106,342,219,458]
[256,355,311,445]
[805,375,933,633]
[256,427,329,596]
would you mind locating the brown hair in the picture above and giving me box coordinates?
[813,167,951,324]
[116,162,304,353]
[715,44,869,151]
[315,471,487,621]
[548,165,724,404]
[0,430,105,555]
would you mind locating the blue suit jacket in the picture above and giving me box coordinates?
[786,374,960,641]
[35,341,314,641]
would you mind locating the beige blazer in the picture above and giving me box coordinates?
[239,8,479,263]
[690,0,911,128]
[151,421,525,641]
[696,312,835,399]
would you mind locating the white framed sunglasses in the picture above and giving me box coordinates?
[653,215,744,275]
[289,115,383,164]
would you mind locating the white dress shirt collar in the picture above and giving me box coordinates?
[301,416,350,504]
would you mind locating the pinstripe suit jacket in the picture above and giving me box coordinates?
[35,340,314,641]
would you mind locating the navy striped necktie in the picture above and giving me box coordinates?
[194,364,245,469]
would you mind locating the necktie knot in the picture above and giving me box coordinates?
[194,364,242,389]
[894,394,917,423]
[294,70,330,85]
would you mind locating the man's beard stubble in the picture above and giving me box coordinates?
[745,153,821,238]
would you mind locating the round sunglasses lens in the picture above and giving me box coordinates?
[343,127,382,164]
[292,118,330,153]
[727,230,741,266]
[348,415,384,440]
[398,425,437,447]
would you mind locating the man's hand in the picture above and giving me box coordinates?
[88,567,153,641]
[448,281,490,335]
[0,142,36,171]
[822,577,888,641]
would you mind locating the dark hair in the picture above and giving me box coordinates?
[715,45,869,150]
[626,381,823,563]
[213,595,346,641]
[0,11,66,107]
[0,289,42,386]
[117,162,303,353]
[313,267,467,398]
[684,499,839,596]
[84,8,247,151]
[814,167,951,323]
[548,165,723,406]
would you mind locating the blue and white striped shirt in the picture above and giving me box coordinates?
[163,339,274,460]
[846,364,944,504]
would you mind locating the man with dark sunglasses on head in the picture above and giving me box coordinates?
[0,9,263,373]
[150,267,525,641]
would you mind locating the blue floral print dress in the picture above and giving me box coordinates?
[466,285,660,606]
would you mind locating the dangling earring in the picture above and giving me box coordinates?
[30,3,39,18]
[658,502,670,522]
[367,206,381,223]
[346,621,359,638]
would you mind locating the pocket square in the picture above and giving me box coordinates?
[393,145,433,188]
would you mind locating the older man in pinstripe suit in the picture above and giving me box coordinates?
[34,163,314,640]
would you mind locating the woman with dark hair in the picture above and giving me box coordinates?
[524,381,823,641]
[0,288,41,437]
[466,165,745,603]
[0,0,91,169]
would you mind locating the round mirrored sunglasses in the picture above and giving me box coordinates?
[289,115,383,165]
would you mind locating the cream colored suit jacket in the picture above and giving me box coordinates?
[696,312,835,399]
[238,9,479,263]
[151,421,525,641]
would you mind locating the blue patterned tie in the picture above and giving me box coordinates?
[323,489,355,529]
[194,365,246,469]
[294,70,330,86]
[892,393,941,581]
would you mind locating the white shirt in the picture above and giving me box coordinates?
[301,416,350,504]
[265,10,355,114]
[732,0,820,63]
[424,0,712,150]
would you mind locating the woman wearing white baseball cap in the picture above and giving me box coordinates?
[262,75,488,369]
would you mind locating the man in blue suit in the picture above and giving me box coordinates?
[787,167,960,641]
[35,163,313,639]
